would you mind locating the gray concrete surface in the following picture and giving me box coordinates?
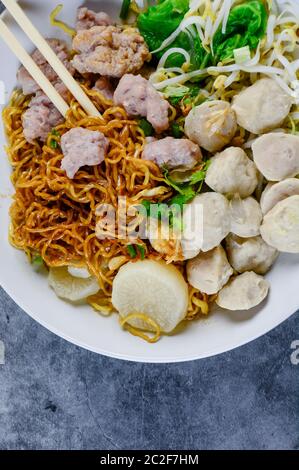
[0,287,298,450]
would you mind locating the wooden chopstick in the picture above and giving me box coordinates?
[0,17,69,116]
[2,0,101,118]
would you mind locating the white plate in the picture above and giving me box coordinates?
[0,0,298,363]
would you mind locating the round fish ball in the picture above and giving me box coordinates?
[230,196,263,238]
[216,271,270,311]
[205,147,258,198]
[260,179,299,215]
[260,195,299,253]
[252,132,299,181]
[187,246,233,295]
[232,78,292,134]
[225,234,279,275]
[185,100,237,153]
[182,192,231,256]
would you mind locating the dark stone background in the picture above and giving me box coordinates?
[0,1,298,451]
[0,288,298,450]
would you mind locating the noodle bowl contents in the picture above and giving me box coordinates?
[2,1,299,342]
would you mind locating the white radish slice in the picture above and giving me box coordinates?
[216,272,269,311]
[68,266,91,279]
[260,195,299,253]
[112,260,188,333]
[260,179,299,215]
[49,267,99,302]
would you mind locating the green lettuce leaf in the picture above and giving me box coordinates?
[213,1,268,63]
[137,0,206,69]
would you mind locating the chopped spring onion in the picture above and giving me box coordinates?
[127,244,146,260]
[171,122,184,138]
[127,245,137,259]
[50,140,58,149]
[50,5,76,37]
[50,129,60,149]
[136,245,146,260]
[32,255,44,271]
[120,0,131,20]
[138,118,154,137]
[233,46,251,65]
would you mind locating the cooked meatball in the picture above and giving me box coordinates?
[230,196,263,238]
[260,179,299,215]
[205,147,258,198]
[17,39,74,96]
[232,78,293,134]
[216,272,269,311]
[225,234,279,275]
[260,195,299,253]
[72,26,150,77]
[93,77,114,101]
[114,74,169,133]
[76,7,112,31]
[252,133,299,181]
[182,192,231,256]
[142,137,201,170]
[61,128,109,179]
[185,100,237,152]
[22,92,64,143]
[187,246,233,295]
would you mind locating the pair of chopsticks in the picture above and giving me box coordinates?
[0,0,101,117]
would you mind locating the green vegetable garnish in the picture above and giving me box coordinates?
[120,0,131,20]
[138,118,154,137]
[171,122,184,138]
[50,140,58,149]
[136,244,146,260]
[169,186,195,207]
[31,255,44,270]
[50,129,60,149]
[32,255,43,265]
[138,0,267,71]
[138,0,207,69]
[141,160,211,229]
[127,244,146,260]
[212,1,267,63]
[163,159,211,207]
[127,245,137,258]
[189,160,211,185]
